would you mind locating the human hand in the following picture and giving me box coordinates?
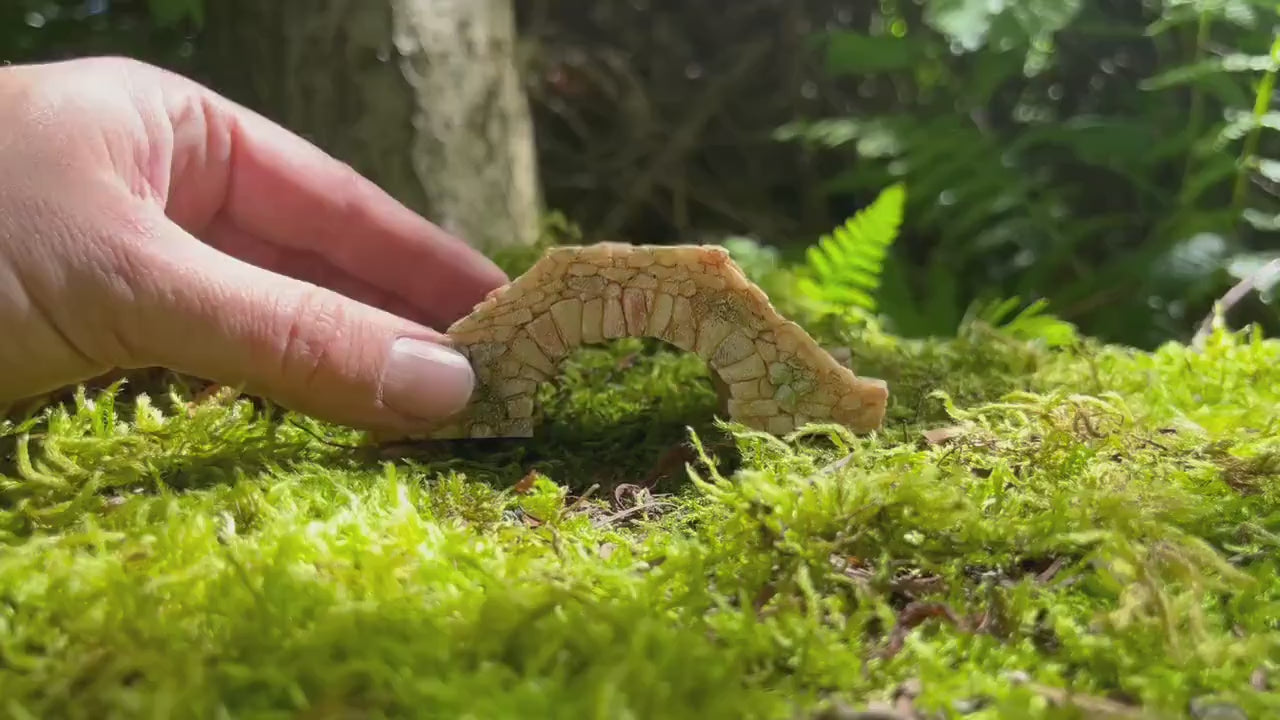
[0,57,508,433]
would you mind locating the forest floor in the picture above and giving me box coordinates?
[2,290,1279,718]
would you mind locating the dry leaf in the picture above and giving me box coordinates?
[513,470,539,495]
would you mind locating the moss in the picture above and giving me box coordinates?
[2,312,1280,718]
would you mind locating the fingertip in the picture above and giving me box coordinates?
[380,337,476,422]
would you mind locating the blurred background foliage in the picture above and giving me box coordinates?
[5,0,1280,349]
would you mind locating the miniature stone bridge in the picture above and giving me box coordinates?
[418,243,888,439]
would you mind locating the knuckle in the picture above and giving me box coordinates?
[275,289,348,388]
[76,55,147,73]
[332,169,369,225]
[84,218,161,366]
[8,201,157,370]
[77,56,171,93]
[325,169,380,262]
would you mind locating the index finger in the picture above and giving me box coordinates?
[171,71,510,329]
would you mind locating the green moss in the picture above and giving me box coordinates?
[2,315,1279,719]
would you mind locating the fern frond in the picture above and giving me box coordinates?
[801,183,906,315]
[964,296,1079,348]
[1141,52,1280,91]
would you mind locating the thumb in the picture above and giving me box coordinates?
[122,216,477,431]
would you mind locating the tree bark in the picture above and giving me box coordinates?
[195,0,542,252]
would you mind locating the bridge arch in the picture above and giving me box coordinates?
[422,243,888,439]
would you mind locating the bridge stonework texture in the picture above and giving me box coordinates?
[420,243,889,439]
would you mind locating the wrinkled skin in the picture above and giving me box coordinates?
[0,57,509,433]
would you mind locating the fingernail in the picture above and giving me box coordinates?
[381,338,475,420]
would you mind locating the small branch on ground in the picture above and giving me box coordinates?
[592,497,678,528]
[1193,257,1280,348]
[564,483,601,513]
[1006,673,1153,719]
[832,555,946,600]
[1034,556,1069,584]
[591,482,678,528]
[877,602,966,660]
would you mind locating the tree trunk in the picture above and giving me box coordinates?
[195,0,542,252]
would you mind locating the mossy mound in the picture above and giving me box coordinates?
[2,315,1278,719]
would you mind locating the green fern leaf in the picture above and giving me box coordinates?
[802,183,906,315]
[1141,53,1280,91]
[966,296,1078,348]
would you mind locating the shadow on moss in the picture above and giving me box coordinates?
[374,337,738,496]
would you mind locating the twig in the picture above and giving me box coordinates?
[818,452,857,476]
[1192,257,1280,347]
[591,499,678,528]
[596,39,773,238]
[1034,556,1069,584]
[563,483,601,514]
[877,602,965,660]
[1008,676,1151,719]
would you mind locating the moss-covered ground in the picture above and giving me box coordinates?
[3,257,1279,718]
